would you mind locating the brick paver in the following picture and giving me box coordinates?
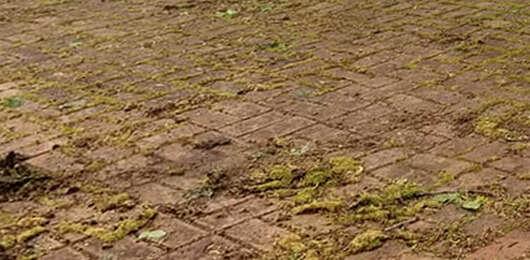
[0,0,529,259]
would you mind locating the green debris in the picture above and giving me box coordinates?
[461,196,488,211]
[216,9,238,18]
[292,200,342,215]
[138,229,167,241]
[183,187,214,199]
[1,96,23,108]
[433,193,461,203]
[349,230,388,254]
[290,143,311,156]
[260,3,275,12]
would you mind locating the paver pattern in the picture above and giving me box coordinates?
[1,0,530,259]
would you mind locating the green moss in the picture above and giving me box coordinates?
[0,235,15,249]
[475,116,506,138]
[434,171,456,187]
[271,165,297,182]
[17,217,48,228]
[169,166,185,176]
[97,193,132,211]
[277,234,306,253]
[249,180,285,192]
[16,226,46,243]
[380,181,420,203]
[329,157,363,176]
[295,188,317,204]
[303,169,332,187]
[56,208,156,243]
[57,222,85,233]
[350,205,390,222]
[348,230,388,253]
[292,200,342,215]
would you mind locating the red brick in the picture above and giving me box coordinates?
[129,183,185,205]
[242,116,314,143]
[430,134,487,157]
[363,148,416,171]
[461,141,509,163]
[26,151,84,175]
[161,235,242,260]
[76,237,162,260]
[292,124,350,144]
[466,230,530,260]
[40,247,87,260]
[183,108,239,129]
[137,124,204,150]
[220,111,287,137]
[194,198,276,230]
[225,219,291,252]
[312,91,370,111]
[148,214,207,249]
[406,154,472,175]
[213,101,269,119]
[278,100,345,121]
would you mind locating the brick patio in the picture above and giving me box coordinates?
[0,0,529,259]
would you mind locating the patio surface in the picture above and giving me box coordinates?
[0,0,530,259]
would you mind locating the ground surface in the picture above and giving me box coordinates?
[0,0,530,259]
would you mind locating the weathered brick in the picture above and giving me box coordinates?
[242,116,314,143]
[225,219,290,252]
[194,198,276,230]
[466,230,530,260]
[40,247,87,260]
[220,111,287,137]
[148,214,207,249]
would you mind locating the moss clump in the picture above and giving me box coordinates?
[0,235,15,249]
[249,180,285,192]
[292,200,342,215]
[96,193,132,211]
[380,181,420,202]
[517,173,530,180]
[295,188,317,204]
[271,165,297,183]
[356,181,420,208]
[277,234,306,253]
[248,165,298,191]
[56,208,156,243]
[347,205,390,222]
[16,226,46,243]
[17,217,48,228]
[348,230,388,253]
[329,157,363,176]
[475,116,507,138]
[303,169,333,187]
